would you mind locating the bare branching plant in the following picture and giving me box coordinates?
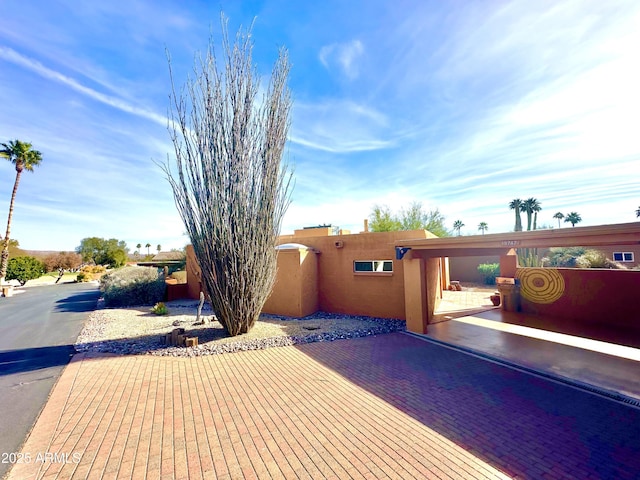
[163,20,292,336]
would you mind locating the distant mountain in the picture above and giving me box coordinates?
[23,250,63,258]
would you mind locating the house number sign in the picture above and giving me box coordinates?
[501,240,520,246]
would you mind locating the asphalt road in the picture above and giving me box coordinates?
[0,282,100,479]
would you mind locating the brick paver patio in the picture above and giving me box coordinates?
[9,333,640,479]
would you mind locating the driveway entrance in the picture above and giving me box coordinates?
[423,307,640,401]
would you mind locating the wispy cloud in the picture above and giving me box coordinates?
[319,39,364,79]
[0,47,168,126]
[290,100,395,152]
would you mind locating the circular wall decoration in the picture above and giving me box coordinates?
[516,268,565,304]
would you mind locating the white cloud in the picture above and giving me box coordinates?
[319,39,364,79]
[0,47,168,126]
[290,100,394,153]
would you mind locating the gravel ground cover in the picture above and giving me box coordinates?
[76,300,406,357]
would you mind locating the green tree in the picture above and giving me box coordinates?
[509,198,523,232]
[6,256,44,285]
[553,212,564,228]
[145,243,151,256]
[163,19,293,336]
[157,244,161,253]
[369,205,402,232]
[564,212,582,227]
[478,222,488,235]
[136,243,142,256]
[0,140,43,284]
[368,202,449,236]
[76,237,128,268]
[453,220,464,236]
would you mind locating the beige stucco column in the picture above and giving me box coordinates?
[402,254,441,334]
[500,248,518,277]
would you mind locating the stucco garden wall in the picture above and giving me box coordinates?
[449,255,500,283]
[516,267,640,332]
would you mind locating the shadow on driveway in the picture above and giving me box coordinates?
[55,289,101,313]
[0,345,76,376]
[295,332,640,480]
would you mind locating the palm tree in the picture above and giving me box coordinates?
[509,199,523,232]
[531,199,541,230]
[636,206,640,218]
[453,220,464,236]
[564,212,582,227]
[478,222,488,235]
[553,212,564,228]
[136,243,142,256]
[0,140,43,284]
[145,243,151,256]
[522,198,540,231]
[157,244,161,253]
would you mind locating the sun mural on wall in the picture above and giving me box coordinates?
[516,268,565,304]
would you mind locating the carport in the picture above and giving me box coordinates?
[395,222,640,335]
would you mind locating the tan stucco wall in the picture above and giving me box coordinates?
[262,248,319,317]
[184,229,437,320]
[449,255,500,283]
[277,230,433,319]
[293,227,333,238]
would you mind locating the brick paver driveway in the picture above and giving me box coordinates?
[9,332,640,479]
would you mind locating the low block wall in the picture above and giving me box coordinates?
[516,267,640,332]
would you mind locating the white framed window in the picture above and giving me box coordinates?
[354,260,393,273]
[613,252,634,262]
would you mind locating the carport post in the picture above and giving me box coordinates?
[500,248,518,277]
[402,254,440,334]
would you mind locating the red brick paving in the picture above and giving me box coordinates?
[8,333,640,479]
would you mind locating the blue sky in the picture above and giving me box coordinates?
[1,0,639,252]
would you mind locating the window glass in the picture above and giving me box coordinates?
[613,252,623,261]
[354,261,373,272]
[354,260,393,273]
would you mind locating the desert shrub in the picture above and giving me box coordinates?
[151,302,169,315]
[604,258,628,270]
[83,265,106,274]
[547,247,610,268]
[579,250,607,268]
[6,256,44,285]
[169,270,187,284]
[477,263,500,285]
[77,265,106,282]
[100,266,165,307]
[77,271,93,282]
[546,247,585,267]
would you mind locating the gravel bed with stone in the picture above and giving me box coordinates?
[76,300,406,357]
